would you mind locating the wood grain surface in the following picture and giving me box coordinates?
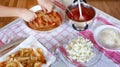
[0,0,120,28]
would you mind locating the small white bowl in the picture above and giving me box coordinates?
[93,25,120,51]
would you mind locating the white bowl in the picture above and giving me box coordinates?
[93,25,120,51]
[25,5,65,33]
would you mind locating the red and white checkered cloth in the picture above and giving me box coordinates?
[78,15,120,66]
[79,30,120,66]
[0,18,78,50]
[0,14,120,66]
[0,0,120,66]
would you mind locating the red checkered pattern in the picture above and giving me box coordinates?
[0,14,119,66]
[78,15,120,66]
[0,19,78,51]
[79,30,120,66]
[0,0,119,66]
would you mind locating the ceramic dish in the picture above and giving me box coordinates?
[94,25,120,51]
[25,5,64,32]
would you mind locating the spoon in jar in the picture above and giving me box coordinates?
[78,0,84,21]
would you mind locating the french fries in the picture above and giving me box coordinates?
[0,48,46,67]
[26,10,62,31]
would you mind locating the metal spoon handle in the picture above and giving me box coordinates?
[73,0,87,3]
[78,0,84,20]
[78,0,82,16]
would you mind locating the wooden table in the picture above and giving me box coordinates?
[0,0,120,28]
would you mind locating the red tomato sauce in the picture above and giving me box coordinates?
[66,4,95,22]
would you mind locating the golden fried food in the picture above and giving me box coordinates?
[0,48,46,67]
[26,10,62,31]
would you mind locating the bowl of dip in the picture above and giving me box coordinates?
[94,25,120,51]
[65,2,96,31]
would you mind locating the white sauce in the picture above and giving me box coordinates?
[100,29,120,49]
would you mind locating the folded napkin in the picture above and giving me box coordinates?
[78,15,120,66]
